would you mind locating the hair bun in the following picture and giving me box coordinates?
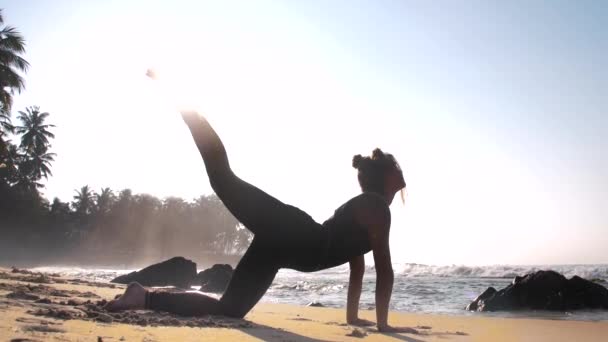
[372,148,384,159]
[352,154,363,169]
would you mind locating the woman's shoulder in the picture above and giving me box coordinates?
[351,192,389,207]
[350,193,391,224]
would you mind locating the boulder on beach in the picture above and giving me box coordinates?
[195,264,233,293]
[307,302,324,307]
[110,257,197,288]
[465,287,497,311]
[466,270,608,312]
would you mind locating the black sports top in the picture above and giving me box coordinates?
[281,192,387,272]
[316,193,384,269]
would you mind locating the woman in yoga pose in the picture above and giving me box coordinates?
[107,111,410,332]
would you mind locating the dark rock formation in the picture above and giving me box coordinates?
[467,270,608,312]
[307,302,324,307]
[195,264,233,293]
[110,257,196,288]
[465,287,497,311]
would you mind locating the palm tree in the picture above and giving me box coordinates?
[27,146,55,180]
[0,104,13,135]
[15,106,55,153]
[0,104,13,162]
[95,187,115,215]
[73,185,95,215]
[14,106,55,184]
[0,9,29,112]
[0,141,18,185]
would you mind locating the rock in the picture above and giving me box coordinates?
[35,298,53,304]
[195,264,233,293]
[346,328,367,338]
[67,299,83,306]
[95,313,114,323]
[564,276,608,309]
[465,287,496,311]
[11,267,33,274]
[467,270,608,312]
[7,291,40,301]
[512,276,524,285]
[110,257,197,288]
[28,274,52,284]
[306,302,324,307]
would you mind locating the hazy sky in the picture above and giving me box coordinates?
[4,0,607,265]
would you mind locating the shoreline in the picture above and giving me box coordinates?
[1,267,608,341]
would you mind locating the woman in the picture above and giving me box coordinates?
[107,111,412,332]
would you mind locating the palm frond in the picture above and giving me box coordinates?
[0,49,29,71]
[0,12,29,111]
[0,110,13,133]
[0,87,12,112]
[0,26,27,54]
[0,64,26,92]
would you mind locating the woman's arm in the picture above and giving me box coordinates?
[355,196,393,330]
[370,220,393,330]
[346,255,366,324]
[359,197,418,334]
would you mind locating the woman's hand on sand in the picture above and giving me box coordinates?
[377,324,419,334]
[347,318,375,327]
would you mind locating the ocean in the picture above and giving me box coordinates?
[32,263,608,321]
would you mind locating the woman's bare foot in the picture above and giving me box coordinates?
[105,282,147,312]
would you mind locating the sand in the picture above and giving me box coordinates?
[0,267,607,341]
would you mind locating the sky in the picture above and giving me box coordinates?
[3,0,607,265]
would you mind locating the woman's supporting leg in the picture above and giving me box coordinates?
[146,290,221,316]
[181,111,303,238]
[218,238,279,317]
[146,238,278,318]
[104,282,221,316]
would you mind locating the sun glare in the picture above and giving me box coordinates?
[145,67,205,115]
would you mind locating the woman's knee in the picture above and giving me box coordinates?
[218,304,248,318]
[208,169,236,195]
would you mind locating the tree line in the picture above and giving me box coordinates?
[0,9,251,267]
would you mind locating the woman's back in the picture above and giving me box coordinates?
[280,193,383,272]
[319,192,386,269]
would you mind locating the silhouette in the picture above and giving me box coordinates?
[0,105,54,226]
[0,9,30,112]
[73,185,95,216]
[107,111,415,333]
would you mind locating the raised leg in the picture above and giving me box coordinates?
[181,112,304,239]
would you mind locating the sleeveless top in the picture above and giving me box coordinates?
[315,193,381,270]
[281,192,387,272]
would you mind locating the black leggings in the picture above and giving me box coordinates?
[147,114,321,318]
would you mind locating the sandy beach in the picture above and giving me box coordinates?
[0,267,606,341]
